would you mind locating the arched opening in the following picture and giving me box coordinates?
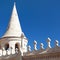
[15,43,20,51]
[5,43,9,50]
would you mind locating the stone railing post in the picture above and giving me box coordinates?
[47,37,51,48]
[34,40,37,50]
[15,48,19,53]
[10,47,13,54]
[40,43,44,50]
[2,47,5,56]
[6,50,8,55]
[55,40,59,47]
[27,45,31,52]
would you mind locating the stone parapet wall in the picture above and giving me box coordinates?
[23,52,60,60]
[0,53,21,60]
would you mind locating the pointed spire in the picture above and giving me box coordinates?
[3,2,22,37]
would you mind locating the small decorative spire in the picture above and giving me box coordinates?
[55,40,59,47]
[47,37,51,48]
[34,40,37,50]
[27,45,31,52]
[40,43,44,50]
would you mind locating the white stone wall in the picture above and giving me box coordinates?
[0,37,28,56]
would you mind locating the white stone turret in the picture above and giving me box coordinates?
[0,2,28,55]
[3,2,22,37]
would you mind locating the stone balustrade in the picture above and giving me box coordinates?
[0,37,60,57]
[27,37,60,52]
[0,47,19,57]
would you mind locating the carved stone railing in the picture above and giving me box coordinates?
[26,37,60,56]
[0,47,19,57]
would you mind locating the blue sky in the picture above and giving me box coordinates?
[0,0,60,50]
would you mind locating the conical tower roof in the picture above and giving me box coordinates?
[3,3,22,37]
